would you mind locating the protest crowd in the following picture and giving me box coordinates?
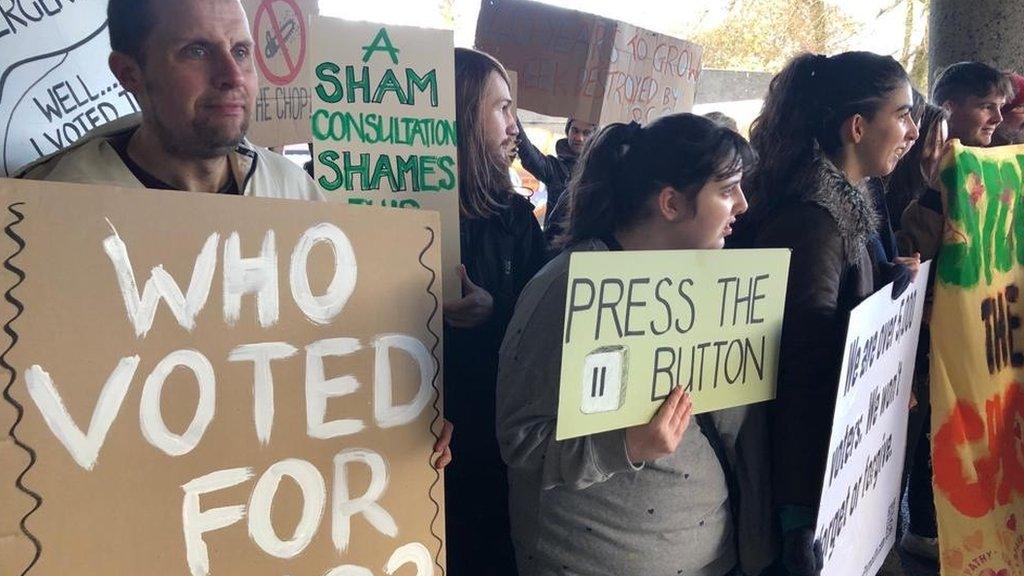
[3,1,1024,576]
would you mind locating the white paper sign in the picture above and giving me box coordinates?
[815,261,930,576]
[0,0,138,176]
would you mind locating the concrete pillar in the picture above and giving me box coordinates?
[929,0,1024,81]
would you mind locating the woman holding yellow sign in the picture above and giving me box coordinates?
[496,113,770,576]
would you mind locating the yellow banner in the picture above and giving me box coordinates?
[931,142,1024,576]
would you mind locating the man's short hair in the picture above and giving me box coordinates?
[932,61,1014,106]
[108,0,158,61]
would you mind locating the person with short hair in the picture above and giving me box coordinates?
[19,0,319,201]
[893,61,1016,563]
[745,51,919,576]
[15,0,457,471]
[442,47,548,576]
[516,115,597,243]
[497,113,775,576]
[932,61,1013,148]
[993,72,1024,146]
[899,62,1015,263]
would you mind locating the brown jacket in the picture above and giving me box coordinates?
[897,197,944,260]
[753,158,878,509]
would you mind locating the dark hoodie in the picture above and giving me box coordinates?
[517,132,577,233]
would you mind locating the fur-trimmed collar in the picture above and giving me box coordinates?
[797,156,878,260]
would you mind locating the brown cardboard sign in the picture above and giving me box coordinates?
[243,0,320,147]
[0,179,445,576]
[508,70,519,113]
[475,0,703,125]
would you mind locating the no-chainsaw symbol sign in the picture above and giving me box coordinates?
[253,0,307,85]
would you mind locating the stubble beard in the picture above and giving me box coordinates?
[490,139,513,170]
[152,109,249,160]
[485,140,514,191]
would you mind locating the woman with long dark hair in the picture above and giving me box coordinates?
[886,97,949,232]
[443,47,548,575]
[497,113,775,576]
[746,52,919,575]
[888,100,949,562]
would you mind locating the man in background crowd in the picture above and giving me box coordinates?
[900,61,1014,261]
[993,72,1024,146]
[444,47,548,576]
[515,115,596,242]
[896,61,1015,563]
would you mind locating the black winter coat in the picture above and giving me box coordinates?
[443,192,548,574]
[753,158,879,509]
[444,192,548,464]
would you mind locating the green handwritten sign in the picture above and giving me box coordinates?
[937,142,1024,289]
[556,249,790,440]
[311,16,461,299]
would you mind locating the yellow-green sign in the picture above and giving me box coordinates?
[556,249,790,440]
[930,142,1024,576]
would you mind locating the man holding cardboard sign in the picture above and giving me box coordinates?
[18,0,320,201]
[12,0,454,468]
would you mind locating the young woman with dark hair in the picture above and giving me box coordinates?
[886,100,950,562]
[745,52,920,575]
[886,98,949,232]
[443,47,548,576]
[497,113,775,576]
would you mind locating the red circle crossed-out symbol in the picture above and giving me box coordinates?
[253,0,307,86]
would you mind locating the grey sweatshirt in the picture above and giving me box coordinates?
[496,240,774,576]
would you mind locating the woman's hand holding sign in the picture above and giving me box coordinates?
[625,385,693,463]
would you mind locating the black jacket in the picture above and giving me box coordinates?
[444,193,549,462]
[752,158,879,509]
[443,192,548,574]
[543,186,571,246]
[517,133,577,231]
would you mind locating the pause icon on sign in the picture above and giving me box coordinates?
[580,346,627,414]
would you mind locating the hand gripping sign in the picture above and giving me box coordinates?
[556,249,790,440]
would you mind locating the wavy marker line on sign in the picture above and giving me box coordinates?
[417,225,447,576]
[0,202,43,576]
